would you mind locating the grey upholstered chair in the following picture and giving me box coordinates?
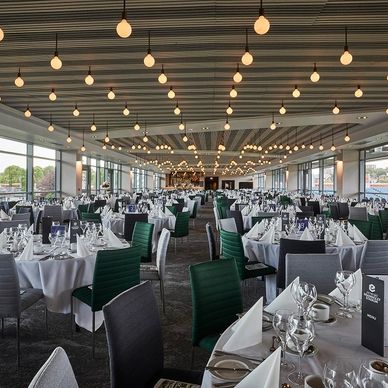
[102,282,202,388]
[285,253,342,294]
[360,240,388,275]
[0,220,23,233]
[11,212,31,225]
[43,205,63,224]
[218,218,237,233]
[28,347,78,388]
[140,228,170,314]
[226,210,245,235]
[349,206,368,221]
[206,222,219,261]
[0,254,45,366]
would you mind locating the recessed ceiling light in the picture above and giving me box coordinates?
[357,116,367,120]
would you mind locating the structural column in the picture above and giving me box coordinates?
[336,150,359,198]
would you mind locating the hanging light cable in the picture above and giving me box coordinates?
[66,123,72,143]
[91,114,97,131]
[233,63,243,83]
[116,0,132,38]
[254,0,270,35]
[270,112,276,130]
[84,66,94,85]
[344,125,350,142]
[241,28,253,66]
[48,114,54,132]
[50,33,62,70]
[144,30,155,68]
[340,26,353,65]
[15,67,24,87]
[81,130,86,152]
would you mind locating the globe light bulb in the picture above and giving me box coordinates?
[179,122,185,130]
[0,28,4,42]
[354,85,363,98]
[144,52,155,68]
[116,14,132,37]
[301,143,306,149]
[81,145,86,152]
[258,145,263,151]
[142,146,146,150]
[48,124,54,132]
[85,67,94,85]
[332,104,340,115]
[319,144,324,151]
[131,145,136,150]
[158,66,167,84]
[230,86,238,98]
[226,105,233,115]
[134,122,140,131]
[241,50,253,66]
[294,145,299,151]
[254,14,270,35]
[24,108,31,118]
[233,69,243,83]
[73,105,80,117]
[279,104,286,115]
[340,49,353,66]
[309,144,314,150]
[66,136,72,143]
[310,63,320,82]
[292,85,300,98]
[123,105,130,116]
[183,135,188,142]
[174,105,181,115]
[104,135,110,143]
[107,88,115,100]
[51,55,62,70]
[168,87,175,99]
[344,134,350,142]
[49,89,57,101]
[386,108,388,115]
[286,144,290,151]
[143,135,148,142]
[156,145,160,150]
[15,72,24,88]
[91,123,97,131]
[331,144,336,151]
[270,122,276,130]
[224,121,230,130]
[111,144,115,149]
[171,150,174,154]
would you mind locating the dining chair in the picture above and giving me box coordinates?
[213,206,220,231]
[369,214,383,240]
[0,220,23,233]
[298,205,313,213]
[140,228,170,314]
[123,213,148,241]
[348,219,371,240]
[27,347,78,388]
[16,205,34,226]
[189,260,243,362]
[296,211,315,219]
[251,214,274,228]
[0,254,46,366]
[189,201,198,228]
[103,282,203,388]
[378,209,388,236]
[11,213,31,225]
[338,202,349,220]
[226,210,245,235]
[329,204,340,220]
[76,204,89,219]
[170,211,190,253]
[43,205,63,224]
[132,221,154,262]
[277,238,326,289]
[307,201,320,216]
[285,253,342,294]
[360,240,388,274]
[71,246,141,358]
[165,205,177,216]
[205,223,219,261]
[348,207,368,221]
[80,212,101,223]
[218,217,238,233]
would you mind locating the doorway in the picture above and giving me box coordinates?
[222,180,235,189]
[205,176,219,190]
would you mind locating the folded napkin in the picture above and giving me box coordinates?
[103,228,124,248]
[94,207,101,214]
[335,227,355,246]
[265,277,299,314]
[235,347,281,388]
[259,226,275,243]
[165,207,175,217]
[0,209,10,220]
[295,206,302,213]
[245,220,265,239]
[241,206,250,216]
[347,223,354,239]
[300,228,314,241]
[353,224,367,242]
[76,235,91,257]
[157,209,166,218]
[223,298,263,352]
[329,268,362,305]
[28,224,34,234]
[0,231,7,249]
[18,237,34,260]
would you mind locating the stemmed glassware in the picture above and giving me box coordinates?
[358,361,388,387]
[335,271,355,318]
[272,309,295,372]
[291,281,317,318]
[80,220,88,236]
[323,360,357,387]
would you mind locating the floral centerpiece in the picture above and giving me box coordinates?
[101,181,110,193]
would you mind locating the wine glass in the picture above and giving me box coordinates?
[323,360,357,387]
[272,309,295,372]
[287,314,315,385]
[291,281,317,318]
[80,220,87,236]
[358,361,388,387]
[335,271,355,319]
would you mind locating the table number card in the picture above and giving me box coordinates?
[361,275,387,356]
[126,204,137,213]
[281,212,289,232]
[69,220,81,243]
[316,214,326,239]
[297,218,309,231]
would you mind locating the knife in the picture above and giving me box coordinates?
[206,365,252,373]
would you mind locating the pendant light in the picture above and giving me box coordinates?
[167,86,175,99]
[309,137,314,150]
[123,102,130,116]
[80,130,86,152]
[279,100,286,115]
[332,100,340,114]
[158,65,167,84]
[142,123,148,142]
[226,101,233,115]
[182,127,188,143]
[155,136,160,150]
[285,133,290,150]
[254,0,270,35]
[270,112,276,130]
[229,85,238,98]
[319,135,324,151]
[174,101,181,115]
[107,87,115,100]
[330,130,336,151]
[354,85,363,98]
[48,114,54,132]
[111,144,115,150]
[224,116,230,130]
[102,144,107,150]
[292,85,300,98]
[179,114,185,130]
[144,30,155,68]
[73,103,80,117]
[91,114,97,131]
[310,63,320,82]
[233,63,243,83]
[241,28,253,66]
[344,125,350,142]
[66,124,72,143]
[50,33,62,70]
[116,0,132,38]
[340,26,353,66]
[84,66,94,85]
[49,88,57,101]
[0,27,4,42]
[134,114,140,130]
[293,129,299,151]
[24,105,31,118]
[104,123,110,143]
[15,68,24,87]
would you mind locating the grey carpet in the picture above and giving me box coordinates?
[0,200,265,388]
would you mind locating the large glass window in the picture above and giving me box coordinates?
[257,173,265,190]
[272,168,286,191]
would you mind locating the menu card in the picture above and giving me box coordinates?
[69,220,81,243]
[361,275,388,356]
[281,212,289,232]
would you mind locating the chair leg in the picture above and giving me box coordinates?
[16,318,20,367]
[92,312,95,359]
[160,280,165,315]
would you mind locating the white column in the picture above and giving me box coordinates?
[121,165,132,192]
[265,171,272,190]
[61,151,79,197]
[337,150,359,198]
[287,164,298,192]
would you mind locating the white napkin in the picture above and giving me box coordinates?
[223,298,263,352]
[300,228,314,241]
[265,277,299,314]
[76,235,91,257]
[259,226,275,243]
[103,228,124,248]
[101,205,109,217]
[347,223,354,239]
[335,227,355,246]
[165,207,175,217]
[245,220,265,239]
[0,209,10,220]
[157,209,166,218]
[295,206,302,213]
[353,225,367,242]
[94,207,101,214]
[329,269,362,305]
[28,224,34,234]
[18,237,34,260]
[0,231,7,249]
[241,206,250,216]
[235,347,281,388]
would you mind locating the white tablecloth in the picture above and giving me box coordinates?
[201,305,388,388]
[242,236,365,303]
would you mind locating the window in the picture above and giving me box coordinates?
[257,173,265,190]
[272,168,286,191]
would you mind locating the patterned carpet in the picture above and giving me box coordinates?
[0,200,264,388]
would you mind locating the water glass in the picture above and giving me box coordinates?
[323,360,357,387]
[335,271,355,318]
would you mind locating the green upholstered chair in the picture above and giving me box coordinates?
[77,204,89,219]
[190,201,198,227]
[219,229,276,281]
[348,219,372,240]
[379,209,388,236]
[170,211,190,253]
[251,215,274,228]
[166,205,177,216]
[132,222,154,263]
[71,246,141,357]
[189,259,243,361]
[80,212,101,223]
[369,214,383,240]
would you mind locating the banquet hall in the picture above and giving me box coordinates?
[0,1,388,387]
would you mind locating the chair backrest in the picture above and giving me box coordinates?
[11,212,31,225]
[16,205,34,225]
[28,347,79,388]
[307,201,320,216]
[379,209,388,234]
[338,203,349,219]
[219,229,246,279]
[299,205,313,213]
[216,205,228,220]
[156,228,170,280]
[124,213,148,241]
[132,222,154,262]
[173,211,190,237]
[190,201,198,219]
[91,246,141,311]
[165,205,177,216]
[369,214,383,240]
[43,205,63,223]
[189,259,243,347]
[206,223,217,261]
[278,238,326,289]
[348,219,371,240]
[175,203,184,213]
[285,253,342,294]
[226,210,244,235]
[0,220,23,234]
[218,218,238,233]
[0,254,21,317]
[349,207,368,221]
[296,211,314,219]
[93,200,107,210]
[213,207,220,230]
[329,204,340,220]
[360,240,388,274]
[251,215,274,227]
[80,212,101,223]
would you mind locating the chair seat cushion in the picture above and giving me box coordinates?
[140,265,160,281]
[198,333,220,353]
[72,285,92,307]
[20,288,44,312]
